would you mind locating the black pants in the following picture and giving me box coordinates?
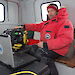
[29,45,63,75]
[45,50,62,75]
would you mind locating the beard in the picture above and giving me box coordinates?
[48,15,54,19]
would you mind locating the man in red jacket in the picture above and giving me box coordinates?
[17,3,74,75]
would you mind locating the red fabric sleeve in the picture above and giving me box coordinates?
[24,22,44,32]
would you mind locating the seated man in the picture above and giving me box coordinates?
[16,2,74,75]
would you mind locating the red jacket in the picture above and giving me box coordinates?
[25,8,74,56]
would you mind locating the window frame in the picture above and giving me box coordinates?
[40,1,61,21]
[0,3,5,22]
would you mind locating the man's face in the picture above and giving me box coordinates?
[47,8,57,19]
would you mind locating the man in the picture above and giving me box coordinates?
[17,3,74,75]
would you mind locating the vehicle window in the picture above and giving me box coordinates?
[0,3,5,22]
[41,1,61,21]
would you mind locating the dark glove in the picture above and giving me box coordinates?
[29,45,39,55]
[32,45,38,49]
[18,25,26,30]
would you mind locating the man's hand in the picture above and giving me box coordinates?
[14,25,25,29]
[14,26,23,29]
[37,41,43,48]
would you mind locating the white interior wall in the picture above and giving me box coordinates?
[34,0,75,26]
[6,2,18,24]
[0,0,19,34]
[0,0,18,24]
[20,0,53,24]
[55,62,75,75]
[20,0,36,24]
[0,0,75,33]
[20,0,75,26]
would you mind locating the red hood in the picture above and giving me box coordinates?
[57,8,69,19]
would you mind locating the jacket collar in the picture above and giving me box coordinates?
[48,8,68,22]
[57,8,68,19]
